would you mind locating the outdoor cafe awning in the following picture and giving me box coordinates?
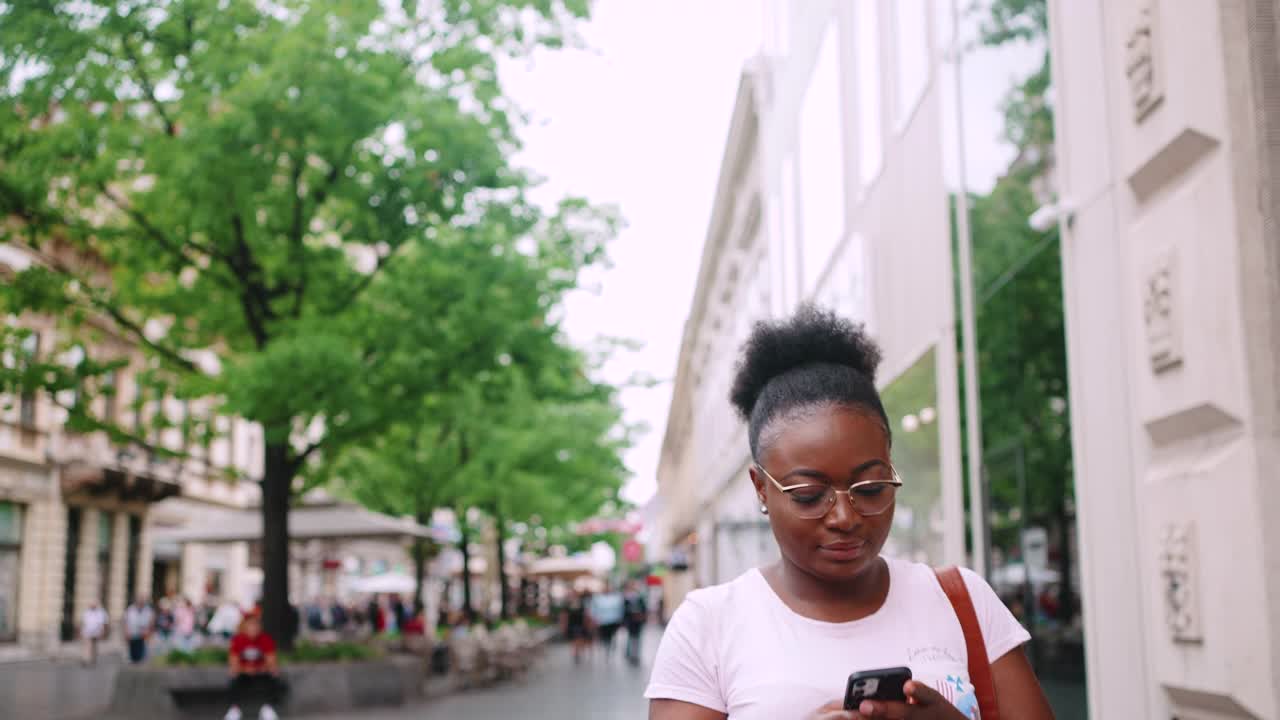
[524,555,604,578]
[150,502,444,544]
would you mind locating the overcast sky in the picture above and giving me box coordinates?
[498,1,1041,508]
[499,0,764,507]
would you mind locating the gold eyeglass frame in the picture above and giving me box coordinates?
[754,462,904,518]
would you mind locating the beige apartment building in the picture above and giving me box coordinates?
[0,244,262,656]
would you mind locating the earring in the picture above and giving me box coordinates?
[759,504,769,515]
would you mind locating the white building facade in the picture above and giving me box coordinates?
[657,0,1280,718]
[1050,0,1280,717]
[655,0,967,613]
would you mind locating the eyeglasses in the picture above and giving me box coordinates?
[755,462,903,520]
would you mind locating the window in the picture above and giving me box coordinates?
[64,346,85,411]
[125,515,140,603]
[246,424,260,476]
[0,504,20,545]
[60,507,81,642]
[855,0,884,186]
[228,418,239,470]
[101,370,118,425]
[132,379,145,432]
[0,503,24,642]
[201,411,214,469]
[97,510,113,606]
[799,21,847,294]
[893,0,930,129]
[17,332,39,428]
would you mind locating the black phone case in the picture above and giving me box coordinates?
[843,666,913,709]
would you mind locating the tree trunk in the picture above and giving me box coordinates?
[262,441,294,650]
[494,503,509,619]
[459,510,475,623]
[412,506,431,616]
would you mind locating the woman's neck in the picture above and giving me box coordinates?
[765,555,891,623]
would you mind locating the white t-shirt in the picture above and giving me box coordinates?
[590,592,626,626]
[645,557,1029,720]
[81,607,108,639]
[124,604,154,638]
[208,603,243,636]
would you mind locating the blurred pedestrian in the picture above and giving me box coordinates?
[223,612,284,720]
[390,594,408,631]
[81,600,108,666]
[381,596,399,635]
[304,599,325,632]
[173,596,197,652]
[285,602,301,647]
[622,580,648,666]
[196,600,215,638]
[208,597,243,640]
[367,594,383,634]
[561,591,591,665]
[154,596,175,648]
[123,595,154,664]
[589,584,625,660]
[329,599,348,631]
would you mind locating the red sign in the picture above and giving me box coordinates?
[622,539,643,563]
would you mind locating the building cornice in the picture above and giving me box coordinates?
[658,61,765,490]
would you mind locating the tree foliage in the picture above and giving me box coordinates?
[0,0,610,646]
[966,0,1075,616]
[329,300,634,616]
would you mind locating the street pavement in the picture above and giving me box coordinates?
[2,626,1090,720]
[3,653,125,720]
[1,629,661,720]
[311,627,662,720]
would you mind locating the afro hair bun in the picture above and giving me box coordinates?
[728,303,882,421]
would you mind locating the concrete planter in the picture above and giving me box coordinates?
[108,655,424,718]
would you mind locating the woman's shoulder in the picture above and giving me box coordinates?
[884,556,993,592]
[672,568,769,620]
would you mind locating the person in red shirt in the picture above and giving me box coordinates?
[223,612,284,720]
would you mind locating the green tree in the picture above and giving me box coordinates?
[324,194,630,619]
[0,0,600,646]
[964,0,1075,619]
[333,339,633,619]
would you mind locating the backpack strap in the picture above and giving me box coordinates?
[935,567,1000,720]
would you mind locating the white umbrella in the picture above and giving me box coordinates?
[526,555,599,577]
[349,572,416,594]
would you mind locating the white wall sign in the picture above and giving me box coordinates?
[1125,0,1164,122]
[1159,521,1202,644]
[1143,251,1181,373]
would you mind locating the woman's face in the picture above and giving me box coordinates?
[751,404,894,584]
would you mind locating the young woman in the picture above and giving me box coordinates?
[646,306,1054,720]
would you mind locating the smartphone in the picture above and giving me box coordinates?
[843,666,913,709]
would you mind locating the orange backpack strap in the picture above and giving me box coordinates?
[935,566,1000,720]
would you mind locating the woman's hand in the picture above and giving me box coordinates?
[848,681,968,719]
